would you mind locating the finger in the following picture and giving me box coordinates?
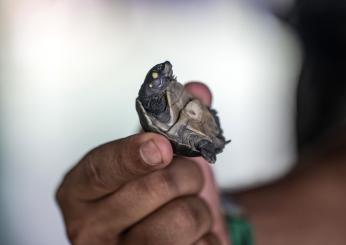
[196,157,230,245]
[83,157,204,236]
[194,233,221,245]
[57,133,173,201]
[185,82,230,244]
[185,81,212,106]
[122,196,212,245]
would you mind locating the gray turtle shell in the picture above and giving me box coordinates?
[136,63,229,163]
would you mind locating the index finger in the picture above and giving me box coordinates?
[57,133,173,201]
[185,81,212,106]
[185,82,230,244]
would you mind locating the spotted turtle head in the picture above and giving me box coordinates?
[138,61,174,118]
[139,61,173,98]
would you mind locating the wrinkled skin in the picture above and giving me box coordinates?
[56,82,230,245]
[137,61,229,163]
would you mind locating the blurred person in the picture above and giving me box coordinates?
[56,0,346,244]
[231,0,346,244]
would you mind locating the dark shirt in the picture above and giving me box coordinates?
[290,0,346,152]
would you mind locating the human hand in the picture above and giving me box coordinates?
[56,82,229,245]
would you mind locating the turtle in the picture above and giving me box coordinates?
[136,61,229,163]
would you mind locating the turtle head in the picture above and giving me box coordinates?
[140,61,173,97]
[138,61,174,118]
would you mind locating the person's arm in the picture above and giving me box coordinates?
[231,128,346,245]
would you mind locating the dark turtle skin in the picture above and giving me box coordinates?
[136,61,229,163]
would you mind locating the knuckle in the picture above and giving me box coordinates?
[151,170,178,197]
[55,175,72,207]
[138,170,178,201]
[174,197,212,233]
[196,233,220,245]
[66,220,81,243]
[65,219,91,245]
[155,170,177,193]
[55,184,65,205]
[170,158,204,194]
[83,150,109,191]
[66,219,115,245]
[174,198,200,230]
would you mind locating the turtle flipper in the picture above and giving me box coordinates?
[197,140,217,163]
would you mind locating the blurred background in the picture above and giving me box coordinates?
[0,0,301,244]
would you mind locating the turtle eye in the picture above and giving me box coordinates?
[151,72,159,79]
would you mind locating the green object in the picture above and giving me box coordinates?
[225,215,254,245]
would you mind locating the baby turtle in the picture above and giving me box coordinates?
[136,61,229,163]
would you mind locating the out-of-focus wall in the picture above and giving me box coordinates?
[0,0,301,244]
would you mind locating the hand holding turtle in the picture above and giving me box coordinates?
[56,82,229,245]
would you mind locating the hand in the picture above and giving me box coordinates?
[56,82,229,245]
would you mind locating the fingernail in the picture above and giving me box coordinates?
[140,140,162,165]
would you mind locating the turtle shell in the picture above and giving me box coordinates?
[136,61,229,163]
